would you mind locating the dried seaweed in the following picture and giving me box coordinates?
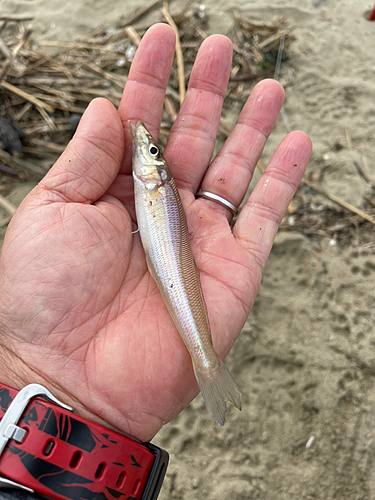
[0,3,373,242]
[0,4,288,178]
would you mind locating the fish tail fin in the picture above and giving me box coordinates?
[193,358,242,426]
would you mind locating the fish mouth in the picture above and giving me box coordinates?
[129,120,139,146]
[129,120,151,145]
[129,120,136,142]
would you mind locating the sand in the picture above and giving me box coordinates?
[1,0,375,498]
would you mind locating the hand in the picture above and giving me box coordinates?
[0,24,311,442]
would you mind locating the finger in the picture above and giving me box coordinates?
[164,35,232,192]
[38,98,124,204]
[197,79,285,218]
[233,131,312,268]
[118,23,176,173]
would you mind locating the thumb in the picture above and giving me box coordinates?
[37,98,124,204]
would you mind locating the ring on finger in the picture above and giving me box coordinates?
[196,190,239,216]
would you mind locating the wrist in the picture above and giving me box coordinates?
[0,341,115,437]
[0,340,34,390]
[0,339,160,444]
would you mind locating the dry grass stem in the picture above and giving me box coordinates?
[256,160,266,174]
[1,81,54,113]
[0,29,31,84]
[302,179,375,226]
[124,27,142,47]
[0,39,10,59]
[118,0,163,28]
[161,2,186,105]
[164,96,178,121]
[273,35,284,81]
[364,195,375,208]
[345,126,353,150]
[0,16,33,22]
[0,149,45,176]
[218,119,234,137]
[40,41,119,52]
[1,4,372,241]
[0,194,17,216]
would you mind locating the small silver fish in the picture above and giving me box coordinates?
[130,121,241,425]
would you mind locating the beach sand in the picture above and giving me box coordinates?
[1,0,375,498]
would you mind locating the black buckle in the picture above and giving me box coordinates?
[141,443,169,500]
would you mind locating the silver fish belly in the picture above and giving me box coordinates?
[130,120,241,425]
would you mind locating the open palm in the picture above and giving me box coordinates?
[0,24,311,442]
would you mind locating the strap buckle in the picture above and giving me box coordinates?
[0,383,72,493]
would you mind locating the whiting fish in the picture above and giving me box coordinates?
[130,121,242,425]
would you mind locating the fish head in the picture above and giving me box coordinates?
[130,121,171,187]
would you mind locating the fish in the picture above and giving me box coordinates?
[130,121,242,425]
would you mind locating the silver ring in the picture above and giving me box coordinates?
[196,190,238,216]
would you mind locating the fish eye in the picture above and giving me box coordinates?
[149,145,159,157]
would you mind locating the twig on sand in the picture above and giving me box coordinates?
[273,35,284,81]
[0,149,46,177]
[345,127,374,190]
[0,29,31,84]
[353,161,375,189]
[1,81,54,113]
[39,41,119,52]
[84,0,163,39]
[124,27,142,47]
[345,126,353,150]
[257,157,375,225]
[273,35,291,134]
[218,119,233,137]
[280,108,292,133]
[161,2,186,106]
[0,194,17,216]
[365,195,375,208]
[164,96,178,121]
[0,6,291,185]
[0,216,11,227]
[0,16,33,22]
[302,179,375,225]
[0,81,56,129]
[257,160,266,174]
[119,0,163,28]
[258,31,286,50]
